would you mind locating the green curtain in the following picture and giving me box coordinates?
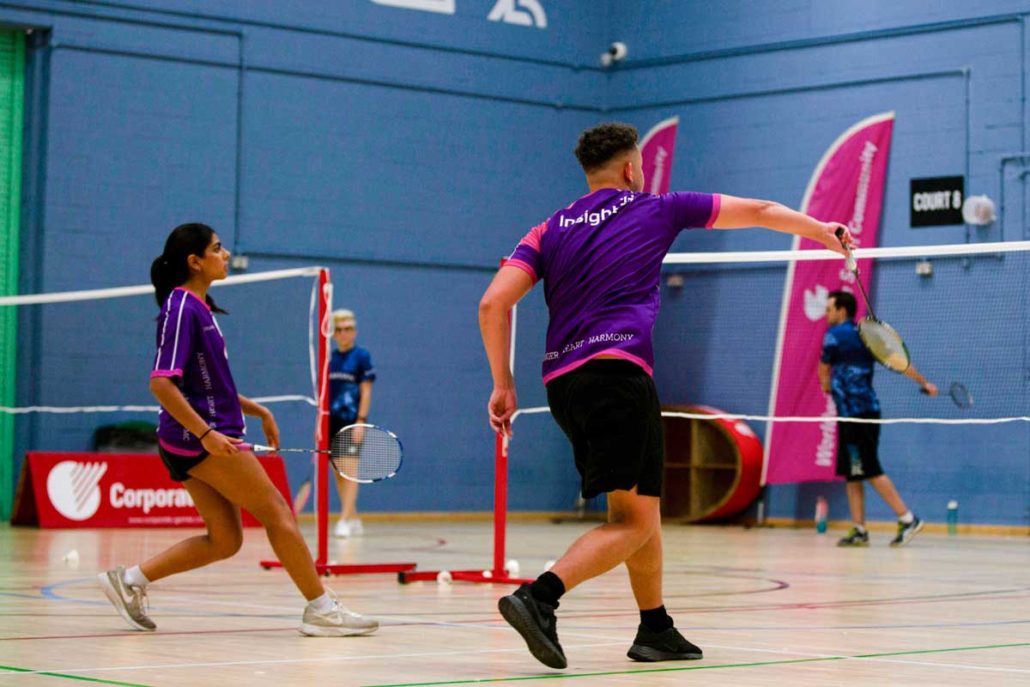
[0,30,24,520]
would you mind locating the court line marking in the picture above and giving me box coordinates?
[0,664,153,687]
[0,642,628,677]
[358,642,1030,686]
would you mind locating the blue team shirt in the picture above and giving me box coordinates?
[507,189,719,383]
[821,319,881,417]
[151,287,245,455]
[329,346,376,425]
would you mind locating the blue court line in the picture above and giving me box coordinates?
[361,641,1030,687]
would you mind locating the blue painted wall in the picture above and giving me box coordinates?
[5,1,1028,525]
[609,2,1030,527]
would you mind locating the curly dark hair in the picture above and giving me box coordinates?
[574,122,639,173]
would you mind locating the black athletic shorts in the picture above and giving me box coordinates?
[545,359,664,499]
[835,412,884,482]
[158,445,210,482]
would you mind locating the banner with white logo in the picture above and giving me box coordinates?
[12,453,291,528]
[762,112,894,485]
[640,116,679,195]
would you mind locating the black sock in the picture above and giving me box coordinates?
[529,571,565,606]
[640,605,674,632]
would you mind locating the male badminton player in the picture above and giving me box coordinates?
[479,122,850,669]
[820,290,937,547]
[328,308,376,538]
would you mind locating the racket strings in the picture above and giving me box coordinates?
[330,426,402,482]
[858,318,911,372]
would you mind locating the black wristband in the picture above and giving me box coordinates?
[198,427,214,441]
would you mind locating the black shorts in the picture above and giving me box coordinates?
[158,446,210,482]
[329,416,355,437]
[835,412,884,482]
[546,359,664,499]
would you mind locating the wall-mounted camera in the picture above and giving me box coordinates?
[600,41,628,68]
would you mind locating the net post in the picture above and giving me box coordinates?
[492,432,508,576]
[315,268,331,566]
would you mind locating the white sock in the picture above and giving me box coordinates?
[308,592,335,614]
[899,511,914,524]
[123,565,150,588]
[853,523,867,533]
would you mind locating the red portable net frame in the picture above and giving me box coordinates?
[399,262,532,585]
[260,268,416,576]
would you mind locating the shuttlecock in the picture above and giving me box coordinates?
[505,559,520,576]
[436,570,452,585]
[482,570,493,579]
[544,559,555,572]
[63,549,80,567]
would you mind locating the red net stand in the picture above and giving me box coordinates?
[399,270,531,585]
[261,268,416,576]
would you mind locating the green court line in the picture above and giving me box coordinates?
[0,664,154,687]
[364,641,1030,687]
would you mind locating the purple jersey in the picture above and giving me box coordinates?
[151,287,245,455]
[508,189,720,383]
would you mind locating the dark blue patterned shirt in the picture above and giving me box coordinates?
[821,320,880,417]
[329,346,376,427]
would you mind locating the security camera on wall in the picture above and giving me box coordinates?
[600,41,628,67]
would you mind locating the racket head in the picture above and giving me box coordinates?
[949,382,973,409]
[329,424,403,484]
[857,317,911,372]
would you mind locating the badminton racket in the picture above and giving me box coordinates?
[243,424,403,484]
[835,227,911,373]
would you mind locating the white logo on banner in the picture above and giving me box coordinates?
[804,284,829,321]
[371,0,455,13]
[488,0,547,28]
[46,461,108,521]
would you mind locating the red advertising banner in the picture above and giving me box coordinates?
[640,116,679,195]
[762,112,895,485]
[11,452,292,528]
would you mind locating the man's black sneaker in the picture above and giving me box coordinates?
[627,624,703,662]
[837,527,870,547]
[498,584,567,669]
[890,516,924,547]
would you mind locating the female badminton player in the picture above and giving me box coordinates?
[97,222,377,637]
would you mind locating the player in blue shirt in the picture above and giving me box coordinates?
[819,290,937,547]
[328,309,376,538]
[98,223,377,637]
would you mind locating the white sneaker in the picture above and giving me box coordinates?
[300,599,379,637]
[334,519,352,538]
[348,518,364,536]
[97,566,156,631]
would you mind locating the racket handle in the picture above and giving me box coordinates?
[835,226,858,272]
[238,442,270,452]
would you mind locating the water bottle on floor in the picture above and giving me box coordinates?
[947,500,959,535]
[815,496,828,534]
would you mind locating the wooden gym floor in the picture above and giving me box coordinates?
[0,520,1027,686]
